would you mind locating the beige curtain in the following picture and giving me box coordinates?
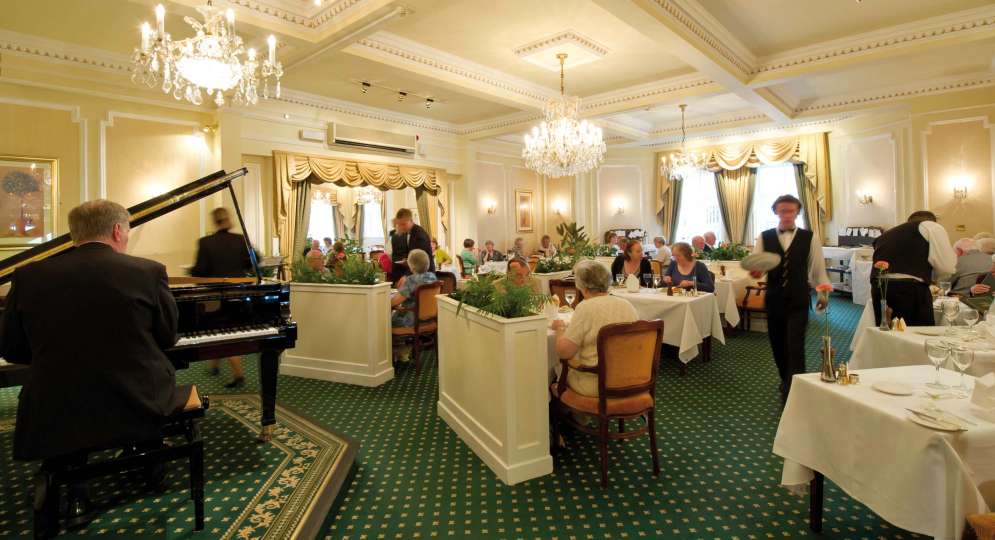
[274,152,314,262]
[655,162,677,241]
[276,151,440,193]
[796,132,833,226]
[435,172,450,242]
[715,167,756,244]
[416,189,433,239]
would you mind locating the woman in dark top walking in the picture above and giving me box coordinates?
[663,242,715,292]
[610,240,654,287]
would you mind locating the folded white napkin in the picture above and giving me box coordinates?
[971,373,995,409]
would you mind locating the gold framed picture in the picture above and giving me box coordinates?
[515,189,534,233]
[0,156,57,248]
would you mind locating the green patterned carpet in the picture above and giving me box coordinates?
[0,295,925,539]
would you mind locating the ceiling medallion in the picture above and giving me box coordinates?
[523,53,606,177]
[131,1,283,107]
[662,104,707,181]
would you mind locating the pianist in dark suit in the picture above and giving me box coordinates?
[1,199,200,460]
[191,207,254,388]
[389,208,434,283]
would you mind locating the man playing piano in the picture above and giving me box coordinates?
[1,200,200,528]
[191,207,254,388]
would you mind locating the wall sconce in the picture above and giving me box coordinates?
[613,198,625,215]
[551,199,566,216]
[484,199,497,214]
[952,175,970,200]
[856,191,873,205]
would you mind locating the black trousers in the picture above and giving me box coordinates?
[871,279,934,327]
[767,304,809,394]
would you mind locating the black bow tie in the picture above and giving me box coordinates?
[779,228,796,234]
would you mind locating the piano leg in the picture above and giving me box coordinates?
[257,350,280,442]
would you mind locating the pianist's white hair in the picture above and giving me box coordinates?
[408,249,430,274]
[573,259,611,293]
[68,199,129,243]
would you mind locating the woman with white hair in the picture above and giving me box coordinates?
[550,259,638,397]
[391,249,438,361]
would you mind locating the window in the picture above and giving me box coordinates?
[749,163,804,242]
[306,196,336,246]
[362,201,386,249]
[673,167,726,244]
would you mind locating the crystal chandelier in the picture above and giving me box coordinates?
[355,185,381,205]
[662,104,707,181]
[131,2,283,107]
[523,54,606,177]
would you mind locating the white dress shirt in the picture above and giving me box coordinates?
[881,220,957,282]
[654,245,672,266]
[753,227,830,287]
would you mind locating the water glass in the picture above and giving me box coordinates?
[642,274,652,289]
[615,274,625,287]
[938,280,951,297]
[949,345,974,396]
[563,290,576,307]
[652,274,661,289]
[923,339,949,389]
[963,307,980,338]
[942,299,960,336]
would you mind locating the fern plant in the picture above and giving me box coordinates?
[291,254,380,285]
[556,221,590,256]
[337,231,366,254]
[451,273,549,319]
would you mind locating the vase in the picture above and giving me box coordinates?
[879,299,891,331]
[819,334,836,382]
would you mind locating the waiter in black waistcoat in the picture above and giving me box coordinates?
[751,195,830,403]
[871,210,956,327]
[389,208,434,282]
[191,207,254,388]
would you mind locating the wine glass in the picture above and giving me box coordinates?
[962,307,980,339]
[949,345,974,397]
[923,339,950,389]
[642,273,652,289]
[939,280,952,297]
[615,274,625,287]
[652,274,662,289]
[942,299,960,336]
[563,290,576,308]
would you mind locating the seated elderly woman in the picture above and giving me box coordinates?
[550,260,638,397]
[325,241,347,274]
[498,257,541,293]
[390,249,438,362]
[663,242,715,292]
[610,239,653,287]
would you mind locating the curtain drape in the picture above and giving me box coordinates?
[276,151,440,193]
[715,167,756,244]
[667,179,682,242]
[274,152,315,262]
[416,188,433,240]
[795,163,823,242]
[741,168,757,244]
[435,172,450,242]
[354,203,364,243]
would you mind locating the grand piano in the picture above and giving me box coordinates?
[0,168,297,441]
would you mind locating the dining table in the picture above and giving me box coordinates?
[609,287,725,364]
[774,365,995,540]
[850,326,995,377]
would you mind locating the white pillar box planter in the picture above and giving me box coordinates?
[282,282,393,387]
[436,295,553,485]
[533,270,572,295]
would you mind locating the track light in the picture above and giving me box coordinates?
[398,91,407,102]
[425,98,434,110]
[360,81,370,94]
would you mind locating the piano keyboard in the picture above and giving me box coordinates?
[175,325,280,347]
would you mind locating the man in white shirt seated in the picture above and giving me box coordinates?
[652,237,672,266]
[951,237,995,296]
[871,210,956,326]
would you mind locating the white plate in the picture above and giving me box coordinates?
[907,412,967,432]
[872,381,915,396]
[740,252,781,272]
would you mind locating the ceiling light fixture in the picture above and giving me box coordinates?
[131,1,283,107]
[523,53,605,177]
[361,81,370,94]
[662,104,706,181]
[398,91,407,102]
[425,98,434,110]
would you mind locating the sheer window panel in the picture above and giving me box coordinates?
[307,197,337,245]
[748,163,805,241]
[674,167,726,244]
[362,201,386,249]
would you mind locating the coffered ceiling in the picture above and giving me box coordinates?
[1,0,994,147]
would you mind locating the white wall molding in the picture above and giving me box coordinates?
[0,29,129,73]
[646,0,755,77]
[920,116,994,232]
[99,111,201,199]
[841,132,898,229]
[276,88,460,135]
[796,73,995,116]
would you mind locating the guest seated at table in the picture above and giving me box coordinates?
[535,234,557,258]
[691,235,707,255]
[550,259,638,397]
[432,237,452,268]
[969,255,995,297]
[304,239,325,271]
[703,231,717,253]
[498,257,541,294]
[378,251,393,274]
[303,238,321,258]
[975,232,993,240]
[652,236,671,266]
[605,232,621,255]
[325,241,346,274]
[390,249,438,362]
[663,242,715,292]
[510,237,526,259]
[610,240,653,287]
[951,238,993,295]
[479,240,506,263]
[459,238,478,274]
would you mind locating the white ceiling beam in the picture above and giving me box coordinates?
[593,0,793,123]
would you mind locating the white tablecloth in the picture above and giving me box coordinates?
[714,277,749,327]
[850,327,995,377]
[774,366,995,540]
[479,261,508,274]
[822,246,860,264]
[851,259,873,305]
[534,271,572,295]
[610,288,725,363]
[852,299,975,352]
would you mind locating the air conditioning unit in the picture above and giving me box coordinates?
[328,123,417,156]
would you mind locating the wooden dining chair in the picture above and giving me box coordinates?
[549,279,582,308]
[455,255,470,278]
[738,282,767,331]
[436,271,458,294]
[528,255,540,273]
[391,281,442,373]
[966,512,995,540]
[550,319,664,488]
[650,259,663,276]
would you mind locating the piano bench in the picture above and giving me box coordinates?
[33,398,210,539]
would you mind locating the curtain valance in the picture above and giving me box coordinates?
[276,151,441,194]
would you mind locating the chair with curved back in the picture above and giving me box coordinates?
[650,259,663,276]
[738,282,767,331]
[391,280,443,373]
[549,279,581,308]
[528,255,541,273]
[550,319,664,488]
[436,271,458,294]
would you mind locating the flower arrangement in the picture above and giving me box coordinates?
[534,253,576,273]
[702,241,750,261]
[337,232,365,255]
[874,260,891,330]
[291,254,380,285]
[451,273,550,319]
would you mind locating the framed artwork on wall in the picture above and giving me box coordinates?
[0,156,57,248]
[515,189,534,233]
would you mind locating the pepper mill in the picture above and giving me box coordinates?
[666,285,673,296]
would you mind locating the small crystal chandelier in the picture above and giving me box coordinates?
[355,185,381,205]
[523,53,606,177]
[131,1,283,107]
[663,104,707,181]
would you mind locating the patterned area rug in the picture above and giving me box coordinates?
[0,394,355,539]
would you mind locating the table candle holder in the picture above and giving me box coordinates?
[820,334,837,382]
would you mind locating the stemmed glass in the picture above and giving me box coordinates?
[938,280,952,298]
[563,290,577,308]
[962,307,980,339]
[923,339,950,389]
[652,274,662,289]
[949,345,974,397]
[615,274,625,287]
[642,273,652,289]
[942,299,961,336]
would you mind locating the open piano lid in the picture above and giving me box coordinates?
[0,168,257,286]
